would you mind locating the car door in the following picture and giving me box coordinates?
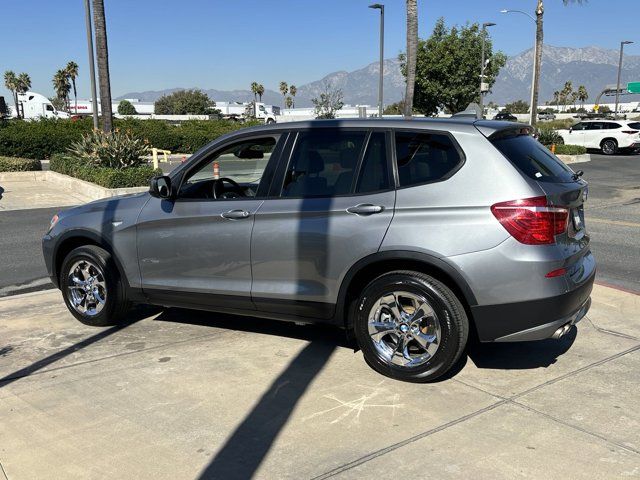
[582,122,604,148]
[250,128,395,319]
[136,133,285,309]
[566,122,587,146]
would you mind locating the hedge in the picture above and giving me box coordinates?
[552,144,587,155]
[50,154,160,189]
[0,118,260,159]
[0,156,42,172]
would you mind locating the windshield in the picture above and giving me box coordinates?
[491,133,576,183]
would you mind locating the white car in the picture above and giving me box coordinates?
[558,120,640,155]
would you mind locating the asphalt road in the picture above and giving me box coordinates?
[1,152,638,296]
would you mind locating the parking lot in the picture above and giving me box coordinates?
[1,152,639,479]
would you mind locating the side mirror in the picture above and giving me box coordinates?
[150,175,173,200]
[569,127,573,133]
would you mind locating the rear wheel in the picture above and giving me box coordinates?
[601,138,618,155]
[352,271,469,382]
[60,245,131,326]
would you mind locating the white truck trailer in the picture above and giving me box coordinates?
[15,92,69,120]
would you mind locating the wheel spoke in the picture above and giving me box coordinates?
[390,336,410,366]
[369,320,397,342]
[93,288,106,304]
[413,330,438,351]
[380,293,402,319]
[410,301,434,324]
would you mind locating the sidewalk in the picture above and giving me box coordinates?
[0,284,638,479]
[0,172,92,211]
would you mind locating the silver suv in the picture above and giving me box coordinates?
[43,119,595,382]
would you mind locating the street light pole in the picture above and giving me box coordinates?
[615,40,633,117]
[369,4,384,117]
[84,0,99,129]
[501,9,537,125]
[479,22,496,117]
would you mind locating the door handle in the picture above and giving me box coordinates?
[346,204,384,215]
[221,209,250,220]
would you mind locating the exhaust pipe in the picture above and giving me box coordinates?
[552,322,572,340]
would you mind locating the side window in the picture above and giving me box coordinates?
[395,131,463,187]
[356,132,390,194]
[179,136,279,199]
[281,130,366,198]
[572,123,587,131]
[587,122,603,130]
[606,122,621,129]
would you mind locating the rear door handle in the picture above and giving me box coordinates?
[346,204,384,215]
[221,209,250,220]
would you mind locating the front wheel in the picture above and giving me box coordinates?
[352,271,469,382]
[60,245,131,326]
[601,139,618,155]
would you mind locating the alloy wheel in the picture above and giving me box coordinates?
[66,259,107,316]
[367,291,441,368]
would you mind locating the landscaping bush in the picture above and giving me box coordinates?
[541,119,576,130]
[0,156,42,171]
[537,127,564,146]
[0,117,258,159]
[50,154,160,188]
[68,129,149,168]
[553,144,587,155]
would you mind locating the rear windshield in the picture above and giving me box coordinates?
[491,133,575,183]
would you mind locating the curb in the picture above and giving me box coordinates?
[556,153,591,164]
[0,170,148,201]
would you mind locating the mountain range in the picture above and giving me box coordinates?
[117,45,640,107]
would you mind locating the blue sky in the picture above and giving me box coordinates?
[1,0,638,101]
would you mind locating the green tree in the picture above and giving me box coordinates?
[49,96,66,111]
[17,73,31,93]
[4,71,19,119]
[66,61,79,114]
[250,82,259,103]
[577,85,588,109]
[383,101,406,115]
[279,81,288,107]
[53,69,71,112]
[117,99,137,115]
[285,96,293,109]
[311,82,344,119]
[154,89,216,115]
[256,84,265,102]
[552,90,560,106]
[289,85,297,108]
[504,100,530,114]
[93,0,114,132]
[402,18,506,117]
[404,0,418,117]
[560,80,573,112]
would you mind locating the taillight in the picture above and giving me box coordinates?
[491,196,569,245]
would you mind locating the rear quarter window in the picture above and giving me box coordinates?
[628,122,640,130]
[491,133,575,183]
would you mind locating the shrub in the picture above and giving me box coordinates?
[542,118,576,130]
[68,129,150,168]
[537,127,564,146]
[50,154,160,188]
[154,89,218,115]
[553,144,587,155]
[117,100,137,115]
[0,156,42,171]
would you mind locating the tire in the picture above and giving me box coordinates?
[352,270,469,383]
[601,139,618,155]
[60,245,131,326]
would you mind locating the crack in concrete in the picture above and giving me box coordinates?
[0,459,8,480]
[583,315,639,341]
[314,343,640,479]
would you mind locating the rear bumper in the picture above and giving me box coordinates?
[471,272,595,342]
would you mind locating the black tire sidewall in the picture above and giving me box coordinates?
[60,246,125,326]
[602,139,617,155]
[354,274,462,382]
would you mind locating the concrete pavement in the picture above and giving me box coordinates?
[0,284,638,479]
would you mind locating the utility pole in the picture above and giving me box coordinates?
[369,4,385,117]
[479,22,496,117]
[84,0,99,129]
[615,40,633,117]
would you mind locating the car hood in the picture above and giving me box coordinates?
[57,191,150,222]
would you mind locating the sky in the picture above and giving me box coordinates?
[1,0,638,102]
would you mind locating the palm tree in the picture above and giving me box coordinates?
[531,0,583,127]
[66,61,79,114]
[93,0,113,132]
[289,85,297,108]
[561,80,573,112]
[577,85,588,110]
[16,73,31,94]
[403,0,418,117]
[279,81,288,107]
[553,90,560,107]
[285,96,293,109]
[250,82,259,103]
[53,69,71,111]
[571,91,579,111]
[4,71,20,119]
[256,84,265,102]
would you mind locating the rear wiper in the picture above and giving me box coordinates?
[572,170,584,181]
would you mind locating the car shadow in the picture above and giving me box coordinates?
[466,325,577,370]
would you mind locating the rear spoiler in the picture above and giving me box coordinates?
[474,121,534,141]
